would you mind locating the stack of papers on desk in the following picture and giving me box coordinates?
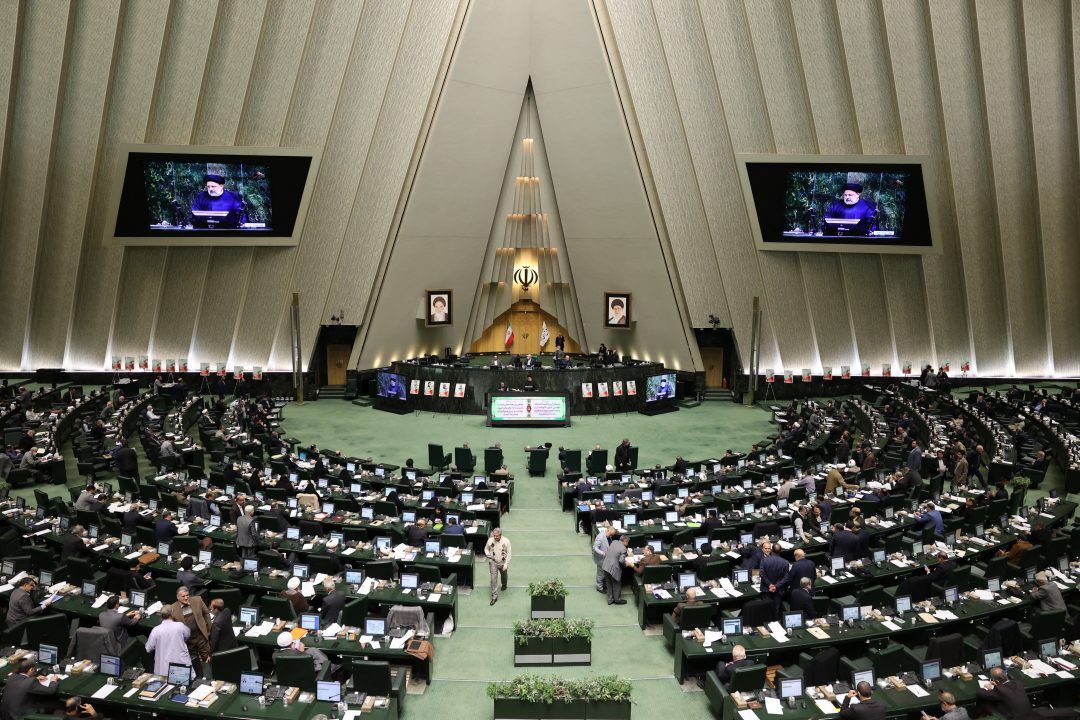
[881,620,901,632]
[428,592,442,602]
[341,547,356,556]
[703,630,724,647]
[321,623,342,638]
[766,622,789,642]
[908,685,930,698]
[933,610,958,621]
[465,527,478,534]
[92,684,119,699]
[467,503,486,511]
[739,709,759,720]
[92,594,111,609]
[146,601,163,614]
[653,589,672,600]
[189,685,214,701]
[358,578,375,595]
[764,697,784,715]
[815,699,840,713]
[245,621,275,637]
[821,575,838,584]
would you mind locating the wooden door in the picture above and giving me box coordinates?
[326,344,351,386]
[700,347,725,388]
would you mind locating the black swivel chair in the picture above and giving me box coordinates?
[729,664,768,693]
[350,660,406,711]
[209,647,256,684]
[274,653,326,692]
[454,447,476,474]
[528,450,547,477]
[428,444,451,472]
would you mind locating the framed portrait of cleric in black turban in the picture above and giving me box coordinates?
[603,292,631,329]
[425,290,453,327]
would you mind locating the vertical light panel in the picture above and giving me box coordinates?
[881,0,972,371]
[66,0,171,369]
[0,0,72,368]
[973,0,1048,376]
[1026,0,1080,375]
[26,0,122,369]
[651,0,778,372]
[111,0,219,362]
[603,0,729,328]
[266,0,411,370]
[190,0,314,368]
[229,0,366,369]
[926,0,1011,375]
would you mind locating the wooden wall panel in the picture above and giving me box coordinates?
[926,0,1011,375]
[229,0,366,370]
[0,0,71,368]
[111,0,218,361]
[25,0,121,369]
[265,0,410,371]
[67,0,170,369]
[743,2,822,372]
[190,0,313,368]
[651,0,776,372]
[837,0,932,369]
[1027,1,1080,376]
[151,0,267,363]
[603,1,728,328]
[881,0,971,371]
[974,0,1048,376]
[327,0,464,367]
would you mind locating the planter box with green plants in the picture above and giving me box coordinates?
[489,674,632,720]
[529,578,568,619]
[513,618,593,666]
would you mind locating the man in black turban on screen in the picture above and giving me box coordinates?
[190,173,246,229]
[823,182,876,236]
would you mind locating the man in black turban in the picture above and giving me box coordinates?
[823,181,876,236]
[189,173,247,229]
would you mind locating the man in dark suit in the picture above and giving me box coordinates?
[701,509,723,537]
[0,659,59,720]
[829,523,861,563]
[320,578,348,624]
[114,439,138,478]
[61,526,91,562]
[789,577,816,619]
[208,598,237,653]
[780,549,816,593]
[757,541,790,613]
[840,682,886,720]
[975,667,1033,720]
[155,511,179,543]
[926,551,954,586]
[715,644,753,687]
[177,556,205,592]
[614,439,632,472]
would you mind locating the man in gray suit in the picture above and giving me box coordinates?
[1030,572,1066,612]
[99,595,141,646]
[6,576,51,625]
[602,535,629,605]
[592,527,616,593]
[907,441,923,482]
[236,505,258,558]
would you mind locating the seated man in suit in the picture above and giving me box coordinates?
[788,577,816,619]
[975,667,1032,720]
[0,658,59,720]
[925,551,954,586]
[320,577,347,625]
[177,556,206,592]
[841,682,886,720]
[715,644,753,687]
[672,587,701,623]
[1030,571,1066,612]
[99,595,142,646]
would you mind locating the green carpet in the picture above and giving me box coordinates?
[279,400,777,720]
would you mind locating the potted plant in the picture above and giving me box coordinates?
[488,674,586,719]
[513,618,594,666]
[528,578,568,619]
[488,675,631,720]
[577,676,632,719]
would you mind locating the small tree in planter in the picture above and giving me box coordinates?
[528,578,568,618]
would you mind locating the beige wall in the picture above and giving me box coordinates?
[1,0,1077,378]
[596,0,1080,377]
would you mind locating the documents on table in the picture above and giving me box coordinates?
[738,709,759,720]
[764,697,784,715]
[92,684,119,699]
[908,684,929,698]
[815,699,840,714]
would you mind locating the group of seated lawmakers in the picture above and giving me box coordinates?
[0,395,542,720]
[566,392,1080,718]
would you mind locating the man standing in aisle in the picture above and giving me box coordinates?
[603,534,630,605]
[592,527,616,593]
[484,527,512,606]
